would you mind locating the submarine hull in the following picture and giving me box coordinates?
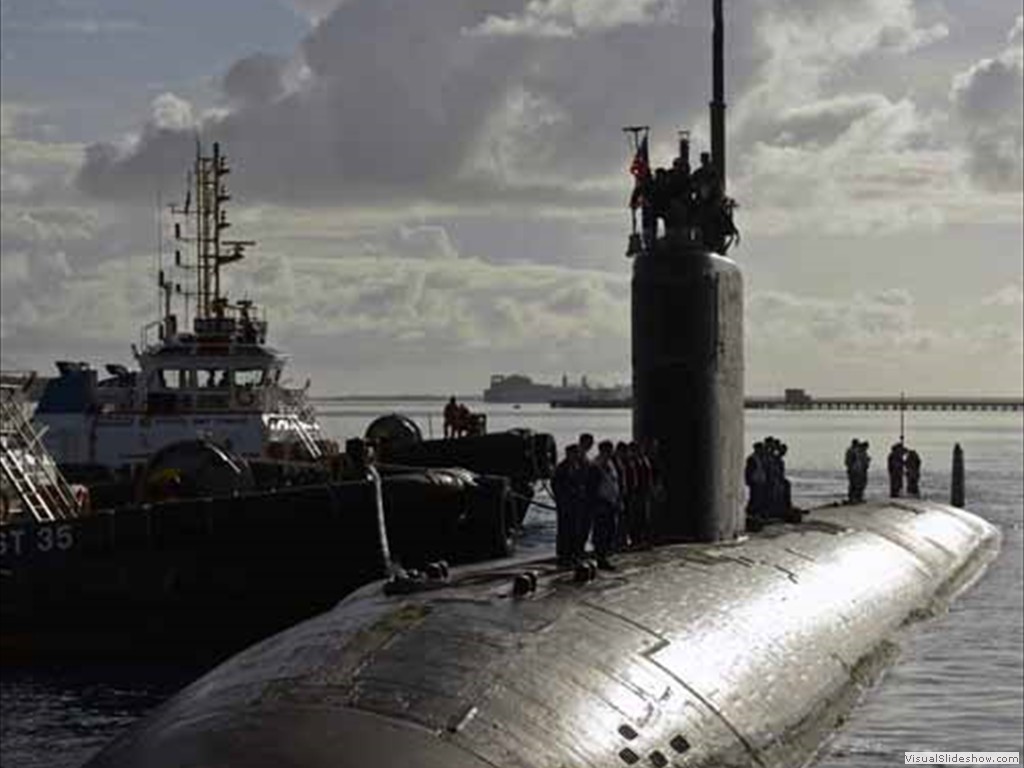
[85,499,1000,768]
[632,239,744,542]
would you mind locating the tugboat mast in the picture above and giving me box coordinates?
[189,141,254,322]
[163,141,257,342]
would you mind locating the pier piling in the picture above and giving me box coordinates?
[951,443,965,508]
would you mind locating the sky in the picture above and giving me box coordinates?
[1,0,1022,396]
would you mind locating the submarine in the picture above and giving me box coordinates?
[83,2,1001,766]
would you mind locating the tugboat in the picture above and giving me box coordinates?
[2,144,561,662]
[33,143,328,491]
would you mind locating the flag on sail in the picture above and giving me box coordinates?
[629,135,651,209]
[630,135,651,180]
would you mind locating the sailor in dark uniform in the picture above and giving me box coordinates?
[552,445,585,566]
[588,441,621,569]
[845,440,861,503]
[745,442,767,519]
[905,449,921,497]
[888,443,905,498]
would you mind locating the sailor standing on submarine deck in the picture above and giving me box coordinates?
[588,440,621,569]
[888,442,906,498]
[572,433,597,560]
[845,440,871,503]
[905,449,922,497]
[845,440,861,503]
[745,442,768,518]
[552,445,585,567]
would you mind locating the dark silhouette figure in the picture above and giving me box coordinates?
[572,433,597,558]
[746,438,797,526]
[689,151,739,252]
[905,449,921,497]
[763,437,792,520]
[613,442,634,550]
[846,439,870,503]
[639,436,664,534]
[625,139,739,255]
[552,445,586,566]
[845,440,859,502]
[665,157,692,230]
[745,441,768,519]
[772,440,794,519]
[691,151,723,205]
[443,396,459,439]
[888,443,906,498]
[578,432,595,461]
[628,441,653,548]
[651,168,671,235]
[588,441,620,570]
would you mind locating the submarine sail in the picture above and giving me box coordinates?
[632,0,743,543]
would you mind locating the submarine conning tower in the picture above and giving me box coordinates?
[632,0,743,543]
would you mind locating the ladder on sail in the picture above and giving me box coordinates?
[0,379,79,523]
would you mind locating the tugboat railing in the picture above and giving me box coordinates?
[290,415,323,461]
[1,384,80,524]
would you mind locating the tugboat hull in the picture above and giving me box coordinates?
[0,472,516,664]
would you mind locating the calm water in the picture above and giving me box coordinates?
[2,404,1021,767]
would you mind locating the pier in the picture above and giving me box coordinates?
[551,395,1023,412]
[743,395,1023,412]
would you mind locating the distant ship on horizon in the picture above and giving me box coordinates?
[483,373,630,404]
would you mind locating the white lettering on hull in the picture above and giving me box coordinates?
[0,524,74,556]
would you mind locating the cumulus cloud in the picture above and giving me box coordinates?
[260,252,630,366]
[735,95,960,234]
[1,102,82,201]
[73,0,982,237]
[395,225,460,261]
[284,0,347,24]
[7,0,1023,394]
[743,285,1024,395]
[766,93,897,147]
[78,1,539,204]
[741,0,948,110]
[748,289,923,352]
[747,285,1023,363]
[2,223,631,388]
[717,0,1000,233]
[982,283,1024,307]
[949,15,1024,191]
[222,53,289,108]
[466,0,680,39]
[149,92,195,131]
[73,0,751,208]
[1009,15,1024,46]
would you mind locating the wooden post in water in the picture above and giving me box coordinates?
[950,443,965,508]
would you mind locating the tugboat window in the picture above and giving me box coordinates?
[157,369,184,389]
[234,369,266,387]
[197,370,229,388]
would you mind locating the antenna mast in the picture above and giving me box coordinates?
[899,391,906,445]
[710,0,726,190]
